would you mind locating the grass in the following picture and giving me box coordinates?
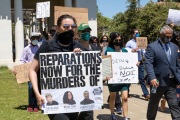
[0,66,49,120]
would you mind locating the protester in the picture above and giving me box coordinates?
[45,93,59,106]
[125,29,150,100]
[145,25,180,120]
[90,36,102,50]
[29,14,84,120]
[20,32,40,112]
[63,91,76,105]
[105,32,129,120]
[160,23,180,111]
[77,23,101,120]
[100,35,109,55]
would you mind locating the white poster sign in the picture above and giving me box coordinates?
[107,52,138,84]
[166,9,180,26]
[39,51,103,114]
[36,1,50,18]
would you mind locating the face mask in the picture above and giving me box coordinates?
[58,30,74,45]
[103,40,107,42]
[114,41,120,46]
[31,40,38,46]
[135,33,140,37]
[162,36,170,43]
[81,32,90,41]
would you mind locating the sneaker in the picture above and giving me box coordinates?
[124,117,130,120]
[33,107,39,112]
[27,105,33,112]
[110,114,117,120]
[116,108,122,114]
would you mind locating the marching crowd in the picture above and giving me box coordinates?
[14,14,180,120]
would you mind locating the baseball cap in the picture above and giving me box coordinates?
[30,32,40,38]
[78,23,92,31]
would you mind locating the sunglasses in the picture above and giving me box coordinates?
[82,29,91,33]
[114,39,121,42]
[63,24,77,29]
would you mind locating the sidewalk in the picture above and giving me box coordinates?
[94,84,171,120]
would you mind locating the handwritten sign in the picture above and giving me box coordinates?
[136,37,147,49]
[166,9,180,26]
[13,62,31,84]
[36,1,50,18]
[102,55,112,80]
[107,52,138,84]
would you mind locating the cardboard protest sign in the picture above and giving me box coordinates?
[166,9,180,26]
[107,52,138,84]
[136,37,147,49]
[13,62,31,84]
[40,51,103,114]
[54,6,88,26]
[36,1,50,18]
[102,55,112,80]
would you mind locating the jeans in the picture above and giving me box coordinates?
[28,81,37,106]
[138,63,149,96]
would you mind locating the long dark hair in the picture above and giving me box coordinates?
[109,32,123,48]
[63,91,74,103]
[57,14,77,26]
[90,36,99,44]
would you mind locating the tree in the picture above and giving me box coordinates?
[97,8,111,37]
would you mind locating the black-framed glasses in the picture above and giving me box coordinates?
[63,24,77,29]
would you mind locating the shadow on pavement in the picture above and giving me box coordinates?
[102,104,109,109]
[129,94,140,98]
[158,107,170,114]
[96,114,124,120]
[14,105,28,110]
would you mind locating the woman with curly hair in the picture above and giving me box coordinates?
[63,91,76,105]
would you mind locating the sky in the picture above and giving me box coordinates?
[97,0,157,19]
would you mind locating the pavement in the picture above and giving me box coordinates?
[94,84,171,120]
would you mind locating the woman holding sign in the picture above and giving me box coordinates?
[105,32,130,120]
[29,14,84,120]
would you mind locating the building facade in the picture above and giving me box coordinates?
[0,0,97,68]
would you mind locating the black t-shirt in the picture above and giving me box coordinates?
[34,39,85,93]
[34,39,85,60]
[84,44,102,51]
[46,100,59,106]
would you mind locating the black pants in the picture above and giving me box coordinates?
[48,112,78,120]
[147,78,180,120]
[78,110,93,120]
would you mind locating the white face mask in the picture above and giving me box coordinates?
[31,40,38,45]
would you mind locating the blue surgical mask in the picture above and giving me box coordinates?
[135,33,140,37]
[81,32,90,41]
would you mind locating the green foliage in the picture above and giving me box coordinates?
[0,67,48,120]
[101,1,180,43]
[97,10,111,38]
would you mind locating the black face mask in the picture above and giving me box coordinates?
[114,41,120,46]
[58,30,74,45]
[161,36,171,43]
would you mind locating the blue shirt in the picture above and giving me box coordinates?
[125,39,145,61]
